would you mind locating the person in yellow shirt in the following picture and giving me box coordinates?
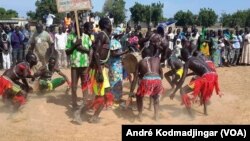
[93,24,100,34]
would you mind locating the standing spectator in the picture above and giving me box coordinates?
[88,12,95,23]
[237,30,244,65]
[167,27,175,50]
[190,28,199,54]
[211,31,221,67]
[223,29,232,66]
[55,27,67,68]
[0,34,11,69]
[173,28,180,46]
[66,26,76,68]
[11,26,24,65]
[133,24,143,39]
[0,25,5,37]
[64,13,72,29]
[108,35,129,108]
[198,28,210,58]
[65,22,93,124]
[3,25,12,65]
[22,23,32,58]
[44,11,56,28]
[240,28,250,65]
[47,25,58,61]
[29,23,54,68]
[145,26,153,38]
[120,26,131,51]
[230,30,242,66]
[173,39,182,57]
[0,26,5,68]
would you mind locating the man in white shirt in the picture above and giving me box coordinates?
[55,27,67,68]
[45,12,56,28]
[230,30,242,66]
[167,27,175,50]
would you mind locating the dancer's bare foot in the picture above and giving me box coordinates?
[72,109,82,125]
[88,116,99,123]
[138,114,143,122]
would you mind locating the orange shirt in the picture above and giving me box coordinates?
[64,17,71,27]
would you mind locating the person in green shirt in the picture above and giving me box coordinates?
[66,22,93,123]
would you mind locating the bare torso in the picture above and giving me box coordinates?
[186,57,211,76]
[138,57,161,79]
[3,62,31,81]
[97,31,110,64]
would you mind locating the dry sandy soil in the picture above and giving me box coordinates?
[0,66,250,141]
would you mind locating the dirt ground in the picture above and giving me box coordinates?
[0,66,250,141]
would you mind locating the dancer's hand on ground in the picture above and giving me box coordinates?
[170,93,175,100]
[27,86,33,93]
[218,92,224,97]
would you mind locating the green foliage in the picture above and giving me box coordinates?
[230,10,247,27]
[111,0,126,25]
[102,0,114,14]
[129,2,146,24]
[150,2,164,26]
[27,11,36,20]
[26,0,64,24]
[102,0,126,26]
[0,7,18,19]
[245,10,250,27]
[130,2,165,26]
[220,9,250,28]
[220,13,232,27]
[174,10,195,26]
[198,8,218,27]
[94,11,105,18]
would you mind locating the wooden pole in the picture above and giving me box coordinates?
[74,10,80,38]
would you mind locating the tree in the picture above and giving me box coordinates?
[231,10,250,28]
[101,0,126,26]
[220,9,250,28]
[27,11,36,20]
[111,0,126,25]
[245,10,250,27]
[220,13,232,27]
[129,2,145,25]
[26,0,64,24]
[130,2,165,26]
[150,2,164,26]
[6,10,18,18]
[94,11,105,18]
[198,8,218,27]
[0,7,18,19]
[144,5,151,25]
[174,10,195,26]
[102,0,114,15]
